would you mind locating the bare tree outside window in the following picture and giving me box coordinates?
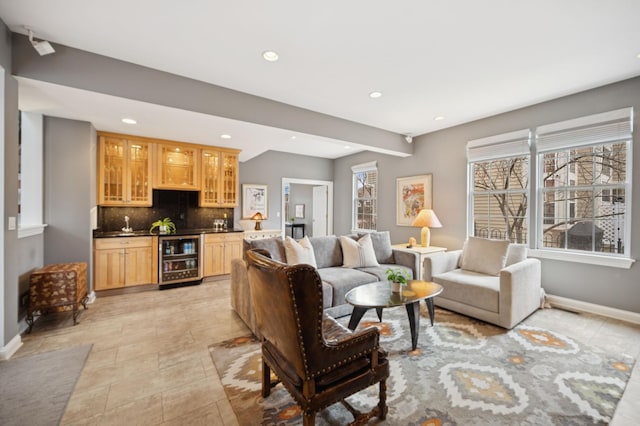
[353,170,377,230]
[470,142,627,255]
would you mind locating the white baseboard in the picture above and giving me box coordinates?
[0,334,23,360]
[547,294,640,325]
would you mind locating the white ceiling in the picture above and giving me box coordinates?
[2,0,640,161]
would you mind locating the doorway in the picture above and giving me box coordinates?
[281,178,333,237]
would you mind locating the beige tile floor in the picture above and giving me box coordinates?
[14,277,640,425]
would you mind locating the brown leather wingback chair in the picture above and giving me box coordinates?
[246,249,389,425]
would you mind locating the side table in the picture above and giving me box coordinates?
[391,244,447,280]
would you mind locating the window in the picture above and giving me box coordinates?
[467,130,531,243]
[18,111,46,238]
[537,108,632,257]
[351,161,377,231]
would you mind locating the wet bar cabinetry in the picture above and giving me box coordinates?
[94,236,158,290]
[200,149,239,207]
[96,132,240,206]
[98,135,152,206]
[203,233,244,276]
[155,142,199,190]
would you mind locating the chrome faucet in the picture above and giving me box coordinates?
[122,215,133,233]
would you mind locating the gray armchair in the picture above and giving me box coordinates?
[423,237,542,329]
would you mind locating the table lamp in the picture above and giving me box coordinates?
[411,209,442,247]
[251,212,264,230]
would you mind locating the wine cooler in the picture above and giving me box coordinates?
[158,235,202,287]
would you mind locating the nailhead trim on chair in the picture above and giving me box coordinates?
[285,265,378,379]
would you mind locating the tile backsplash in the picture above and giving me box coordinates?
[97,190,234,232]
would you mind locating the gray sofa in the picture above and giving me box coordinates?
[231,231,419,338]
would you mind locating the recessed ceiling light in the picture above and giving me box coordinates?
[344,145,351,149]
[637,52,640,59]
[220,134,231,139]
[290,135,297,140]
[262,50,279,62]
[121,118,136,124]
[434,116,445,121]
[369,91,382,99]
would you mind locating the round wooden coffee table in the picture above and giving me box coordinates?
[345,280,443,351]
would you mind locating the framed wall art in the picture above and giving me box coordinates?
[295,204,305,218]
[242,184,268,219]
[396,174,433,226]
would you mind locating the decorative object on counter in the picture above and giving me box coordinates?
[149,217,176,234]
[411,208,442,247]
[121,215,133,233]
[251,212,264,230]
[385,267,409,292]
[396,174,433,226]
[408,237,417,248]
[242,184,268,219]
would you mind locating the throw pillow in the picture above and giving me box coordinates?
[358,231,394,264]
[340,234,380,268]
[283,236,317,267]
[460,237,509,276]
[505,244,528,266]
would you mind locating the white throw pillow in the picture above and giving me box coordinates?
[284,236,317,267]
[340,234,380,268]
[284,236,318,268]
[460,237,509,276]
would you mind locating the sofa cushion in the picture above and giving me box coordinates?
[244,237,287,263]
[434,269,500,313]
[506,244,528,266]
[318,267,378,306]
[340,234,379,268]
[283,236,317,267]
[358,264,414,281]
[460,237,509,276]
[309,235,343,268]
[359,231,394,264]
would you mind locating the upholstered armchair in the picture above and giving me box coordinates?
[246,249,389,425]
[423,237,542,329]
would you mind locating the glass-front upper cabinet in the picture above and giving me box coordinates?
[98,135,152,206]
[155,143,199,190]
[200,149,239,207]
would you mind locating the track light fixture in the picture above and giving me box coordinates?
[27,28,55,56]
[404,135,413,144]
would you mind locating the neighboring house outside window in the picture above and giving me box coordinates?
[351,161,377,231]
[466,108,633,268]
[536,108,632,257]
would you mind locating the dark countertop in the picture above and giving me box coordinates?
[93,228,245,238]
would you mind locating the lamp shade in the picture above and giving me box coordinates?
[251,212,264,230]
[411,209,442,247]
[411,209,442,228]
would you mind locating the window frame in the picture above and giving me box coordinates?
[351,161,378,232]
[466,109,634,269]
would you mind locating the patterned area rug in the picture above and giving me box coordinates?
[209,308,635,425]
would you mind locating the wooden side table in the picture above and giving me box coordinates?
[391,244,447,280]
[27,262,89,333]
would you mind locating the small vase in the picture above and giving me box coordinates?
[391,281,402,293]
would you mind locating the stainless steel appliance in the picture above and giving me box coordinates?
[158,234,202,288]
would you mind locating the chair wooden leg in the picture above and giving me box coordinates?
[378,379,388,420]
[262,359,271,398]
[303,411,315,426]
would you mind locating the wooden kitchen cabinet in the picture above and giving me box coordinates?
[94,237,158,290]
[200,149,240,207]
[97,135,152,206]
[203,233,244,276]
[155,143,199,190]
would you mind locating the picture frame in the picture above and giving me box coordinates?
[295,204,305,218]
[396,174,433,226]
[242,184,268,219]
